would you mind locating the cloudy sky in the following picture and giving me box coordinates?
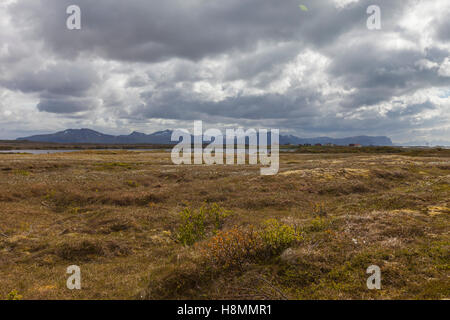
[1,0,449,143]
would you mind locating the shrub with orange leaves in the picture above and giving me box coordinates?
[203,220,302,270]
[203,226,264,270]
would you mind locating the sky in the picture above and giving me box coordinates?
[0,0,449,144]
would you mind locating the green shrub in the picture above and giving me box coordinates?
[176,203,230,246]
[261,219,302,253]
[177,207,207,246]
[306,217,330,232]
[209,203,230,232]
[7,290,23,300]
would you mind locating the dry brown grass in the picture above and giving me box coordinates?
[0,150,448,299]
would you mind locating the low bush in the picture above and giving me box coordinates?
[177,207,207,246]
[204,226,263,270]
[176,203,230,246]
[6,290,23,300]
[261,219,303,254]
[203,219,302,270]
[305,217,330,233]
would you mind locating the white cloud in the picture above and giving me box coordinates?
[333,0,360,9]
[438,57,450,77]
[415,59,439,70]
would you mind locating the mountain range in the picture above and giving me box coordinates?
[17,128,394,146]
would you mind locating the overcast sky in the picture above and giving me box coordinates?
[0,0,449,143]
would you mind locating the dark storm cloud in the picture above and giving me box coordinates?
[136,89,322,121]
[223,42,301,82]
[0,61,100,114]
[327,35,450,108]
[9,0,406,63]
[1,62,99,96]
[37,96,99,114]
[10,0,306,62]
[435,6,450,42]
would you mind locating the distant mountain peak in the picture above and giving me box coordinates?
[17,128,393,146]
[152,129,172,135]
[129,131,146,136]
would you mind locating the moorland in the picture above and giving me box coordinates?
[0,147,448,299]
